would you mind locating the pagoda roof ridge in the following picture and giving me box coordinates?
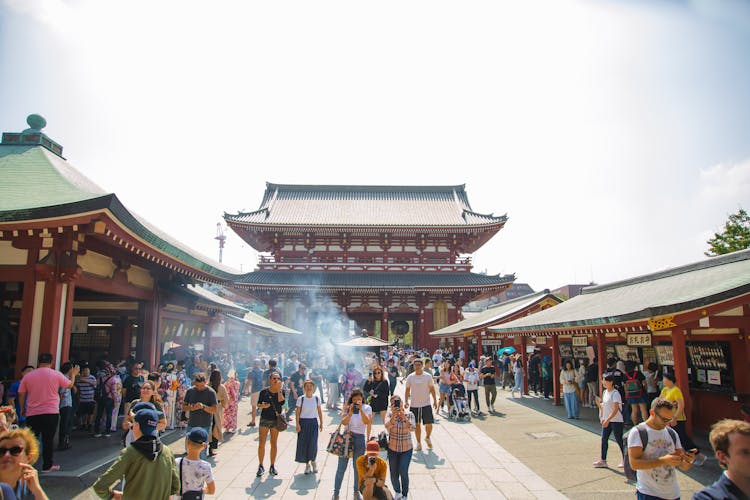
[264,182,468,193]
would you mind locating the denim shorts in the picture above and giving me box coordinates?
[439,383,451,394]
[627,396,646,405]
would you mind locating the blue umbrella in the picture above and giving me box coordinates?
[498,346,516,355]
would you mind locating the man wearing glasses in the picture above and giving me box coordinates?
[627,397,696,500]
[182,374,217,460]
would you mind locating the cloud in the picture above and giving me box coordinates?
[698,157,750,205]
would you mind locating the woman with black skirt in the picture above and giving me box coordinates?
[256,372,285,477]
[363,367,390,424]
[295,380,323,474]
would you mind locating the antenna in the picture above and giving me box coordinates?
[215,223,227,263]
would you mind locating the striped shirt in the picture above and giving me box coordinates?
[386,410,415,453]
[76,375,96,402]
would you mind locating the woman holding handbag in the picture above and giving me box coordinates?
[333,388,372,500]
[256,372,285,477]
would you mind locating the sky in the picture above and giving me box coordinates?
[1,0,749,292]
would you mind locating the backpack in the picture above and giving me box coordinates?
[95,374,114,401]
[624,424,678,481]
[624,372,643,399]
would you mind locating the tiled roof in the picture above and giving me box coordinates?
[225,183,507,227]
[185,285,248,313]
[488,249,750,333]
[224,311,301,336]
[430,290,561,337]
[0,143,240,280]
[337,336,396,348]
[235,271,515,290]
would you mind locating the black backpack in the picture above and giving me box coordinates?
[95,374,114,401]
[624,423,678,481]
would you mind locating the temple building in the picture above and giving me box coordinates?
[225,183,515,350]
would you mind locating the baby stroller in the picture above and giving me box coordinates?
[449,383,471,421]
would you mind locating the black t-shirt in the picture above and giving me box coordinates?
[585,363,598,383]
[122,374,144,403]
[183,386,217,428]
[480,366,496,386]
[388,366,399,386]
[258,389,284,421]
[290,372,305,396]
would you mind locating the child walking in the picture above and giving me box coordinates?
[177,428,216,499]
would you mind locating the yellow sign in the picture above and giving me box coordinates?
[648,316,677,331]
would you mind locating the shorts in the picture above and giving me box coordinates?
[627,396,646,405]
[259,418,277,429]
[438,383,451,394]
[251,391,260,407]
[78,401,95,415]
[410,405,434,425]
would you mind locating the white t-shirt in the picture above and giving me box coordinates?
[347,404,372,435]
[463,370,479,391]
[176,457,214,494]
[627,424,682,499]
[405,372,434,408]
[296,395,321,419]
[599,389,623,423]
[643,370,659,393]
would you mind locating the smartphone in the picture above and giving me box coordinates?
[353,404,360,414]
[393,399,401,409]
[368,456,376,466]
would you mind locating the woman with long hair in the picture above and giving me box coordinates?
[0,427,50,499]
[363,366,390,425]
[385,394,414,500]
[208,369,229,457]
[295,380,323,474]
[332,388,372,500]
[256,371,285,477]
[223,370,240,434]
[437,360,453,414]
[510,356,525,398]
[560,360,579,418]
[593,374,624,468]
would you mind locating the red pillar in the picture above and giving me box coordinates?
[38,279,74,369]
[381,308,388,341]
[59,281,75,363]
[521,336,529,394]
[476,334,483,358]
[552,335,561,405]
[418,307,426,350]
[672,328,692,435]
[597,332,606,394]
[140,298,159,371]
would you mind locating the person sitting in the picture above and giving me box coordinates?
[355,440,392,500]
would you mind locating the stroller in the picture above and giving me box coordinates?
[448,383,471,421]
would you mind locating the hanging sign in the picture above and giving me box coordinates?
[535,336,547,345]
[627,333,652,347]
[572,336,588,347]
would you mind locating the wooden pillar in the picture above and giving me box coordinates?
[597,332,606,393]
[476,334,483,358]
[672,328,692,434]
[521,336,529,394]
[121,317,133,360]
[59,281,75,363]
[381,308,388,341]
[552,334,561,405]
[16,249,40,372]
[38,279,74,370]
[140,297,159,371]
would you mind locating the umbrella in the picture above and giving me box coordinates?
[498,346,516,355]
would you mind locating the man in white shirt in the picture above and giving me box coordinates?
[628,397,695,500]
[404,359,437,451]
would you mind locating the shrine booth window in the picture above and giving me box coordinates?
[686,341,733,393]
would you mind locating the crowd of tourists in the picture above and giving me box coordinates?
[0,345,748,499]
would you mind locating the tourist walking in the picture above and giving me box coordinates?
[385,395,414,500]
[325,362,341,410]
[624,360,648,425]
[93,362,120,438]
[223,371,240,434]
[560,360,579,419]
[341,363,363,403]
[510,356,525,398]
[182,373,218,460]
[364,367,390,425]
[480,358,498,411]
[18,353,79,472]
[693,419,750,500]
[593,374,624,468]
[209,370,229,457]
[387,359,399,397]
[660,372,703,459]
[437,361,452,415]
[333,388,372,500]
[577,359,589,406]
[75,365,96,432]
[642,362,660,412]
[176,428,216,498]
[122,381,166,446]
[245,359,264,427]
[585,358,599,407]
[295,380,323,474]
[463,364,480,415]
[57,362,75,451]
[541,356,553,400]
[627,398,695,500]
[256,372,285,477]
[403,359,437,451]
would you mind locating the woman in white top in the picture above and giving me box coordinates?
[560,360,579,419]
[463,365,480,414]
[593,373,624,468]
[295,380,323,474]
[333,388,372,500]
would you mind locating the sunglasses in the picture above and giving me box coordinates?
[0,446,24,457]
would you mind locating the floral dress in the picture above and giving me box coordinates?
[223,378,240,432]
[175,368,189,428]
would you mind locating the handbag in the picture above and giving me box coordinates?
[271,395,288,432]
[327,423,353,458]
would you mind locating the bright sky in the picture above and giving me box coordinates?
[2,0,749,292]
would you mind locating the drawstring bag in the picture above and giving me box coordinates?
[327,423,353,457]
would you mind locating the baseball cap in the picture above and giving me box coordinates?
[187,427,208,444]
[131,401,156,414]
[365,440,380,456]
[133,408,159,437]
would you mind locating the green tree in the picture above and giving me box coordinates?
[705,207,750,256]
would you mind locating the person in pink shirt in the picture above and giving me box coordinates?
[18,353,79,472]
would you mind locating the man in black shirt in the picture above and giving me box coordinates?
[480,358,498,413]
[121,362,145,416]
[182,373,217,460]
[387,359,399,396]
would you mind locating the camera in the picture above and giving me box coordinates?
[368,456,376,466]
[353,404,360,414]
[393,399,401,409]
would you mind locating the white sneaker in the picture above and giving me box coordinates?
[311,461,318,473]
[394,494,402,500]
[305,463,312,474]
[414,443,422,451]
